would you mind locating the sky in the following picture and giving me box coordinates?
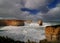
[0,0,60,21]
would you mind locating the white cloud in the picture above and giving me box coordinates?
[35,3,60,21]
[47,7,60,16]
[25,0,52,9]
[46,6,60,21]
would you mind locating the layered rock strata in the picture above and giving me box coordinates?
[0,20,24,26]
[45,25,60,41]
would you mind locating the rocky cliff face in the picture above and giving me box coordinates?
[45,25,60,41]
[0,20,25,26]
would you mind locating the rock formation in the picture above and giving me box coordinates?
[0,20,6,26]
[38,20,43,26]
[0,20,25,26]
[25,20,32,24]
[45,25,60,41]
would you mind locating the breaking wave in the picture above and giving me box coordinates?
[0,22,58,42]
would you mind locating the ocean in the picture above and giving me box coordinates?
[0,22,59,42]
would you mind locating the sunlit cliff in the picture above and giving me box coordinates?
[0,20,24,26]
[45,25,60,41]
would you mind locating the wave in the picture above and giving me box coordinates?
[0,22,58,42]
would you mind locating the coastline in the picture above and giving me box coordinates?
[0,23,59,42]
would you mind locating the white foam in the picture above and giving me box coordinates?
[0,22,52,42]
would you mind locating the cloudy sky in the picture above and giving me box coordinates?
[0,0,60,21]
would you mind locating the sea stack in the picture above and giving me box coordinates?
[45,25,60,42]
[38,20,43,26]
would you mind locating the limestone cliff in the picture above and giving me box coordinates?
[0,20,25,26]
[45,25,60,41]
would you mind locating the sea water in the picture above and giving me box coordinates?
[0,22,59,42]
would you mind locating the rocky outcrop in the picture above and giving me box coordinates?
[0,20,25,26]
[45,25,60,41]
[25,20,32,24]
[38,20,43,26]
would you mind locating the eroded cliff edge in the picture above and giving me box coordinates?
[45,25,60,41]
[0,20,25,26]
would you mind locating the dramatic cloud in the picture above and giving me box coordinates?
[35,3,60,21]
[25,0,52,9]
[46,5,60,21]
[24,0,53,14]
[0,0,24,19]
[23,3,60,21]
[0,0,60,21]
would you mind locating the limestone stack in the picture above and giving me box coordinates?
[45,25,60,41]
[38,20,43,26]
